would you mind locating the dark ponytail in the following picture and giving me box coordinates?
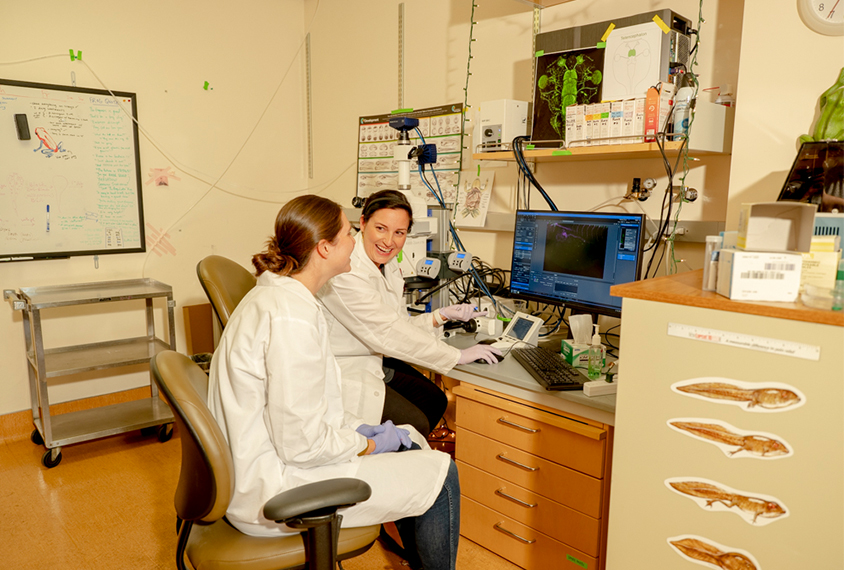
[252,195,344,277]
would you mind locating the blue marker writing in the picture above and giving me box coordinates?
[46,205,50,232]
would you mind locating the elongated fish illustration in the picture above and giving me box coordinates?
[669,537,758,570]
[668,480,787,524]
[669,421,791,457]
[675,382,801,410]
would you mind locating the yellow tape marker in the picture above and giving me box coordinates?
[653,15,670,34]
[600,23,615,42]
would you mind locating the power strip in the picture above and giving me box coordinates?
[583,379,618,396]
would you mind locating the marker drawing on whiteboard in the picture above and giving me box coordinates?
[46,205,50,233]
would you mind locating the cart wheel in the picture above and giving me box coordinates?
[42,448,62,469]
[30,428,44,446]
[157,423,174,443]
[140,426,157,437]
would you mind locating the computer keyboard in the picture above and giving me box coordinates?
[511,346,589,391]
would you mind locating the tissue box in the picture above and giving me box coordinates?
[716,248,802,302]
[560,339,589,366]
[736,202,817,252]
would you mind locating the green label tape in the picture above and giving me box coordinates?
[391,108,414,114]
[535,50,544,57]
[69,49,82,61]
[566,554,587,568]
[596,41,606,48]
[525,144,536,150]
[551,150,573,156]
[203,81,210,90]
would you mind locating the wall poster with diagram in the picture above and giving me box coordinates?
[356,103,463,205]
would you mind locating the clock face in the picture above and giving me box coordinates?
[798,0,844,35]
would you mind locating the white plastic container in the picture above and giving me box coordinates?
[702,235,721,291]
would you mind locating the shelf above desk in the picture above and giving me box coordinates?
[473,141,729,163]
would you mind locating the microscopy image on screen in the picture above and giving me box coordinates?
[543,222,608,279]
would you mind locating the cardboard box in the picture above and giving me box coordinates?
[560,339,589,367]
[610,101,623,145]
[737,202,817,252]
[801,251,840,290]
[716,248,803,302]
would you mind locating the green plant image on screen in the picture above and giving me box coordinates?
[532,48,604,147]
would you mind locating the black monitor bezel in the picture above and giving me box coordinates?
[507,209,646,318]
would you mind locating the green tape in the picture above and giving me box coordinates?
[391,108,414,114]
[596,41,606,48]
[535,50,544,57]
[69,49,81,61]
[566,554,587,568]
[525,144,535,150]
[477,165,480,176]
[551,150,573,156]
[203,81,210,90]
[397,250,403,263]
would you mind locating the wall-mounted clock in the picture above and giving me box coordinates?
[798,0,844,36]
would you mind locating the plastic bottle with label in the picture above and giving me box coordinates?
[672,74,696,141]
[587,324,606,380]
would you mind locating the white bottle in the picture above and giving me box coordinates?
[587,324,605,380]
[672,75,695,141]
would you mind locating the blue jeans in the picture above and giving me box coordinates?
[395,458,460,570]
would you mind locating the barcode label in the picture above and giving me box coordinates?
[764,263,796,271]
[740,270,785,280]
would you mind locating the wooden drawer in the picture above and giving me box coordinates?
[457,395,606,478]
[458,461,601,557]
[457,428,603,518]
[461,496,599,570]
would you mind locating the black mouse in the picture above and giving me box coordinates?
[474,352,504,364]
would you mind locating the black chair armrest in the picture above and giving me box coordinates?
[263,478,372,523]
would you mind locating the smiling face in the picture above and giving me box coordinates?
[359,207,411,266]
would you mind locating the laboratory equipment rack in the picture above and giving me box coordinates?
[5,279,176,468]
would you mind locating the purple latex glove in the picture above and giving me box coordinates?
[438,304,489,322]
[355,423,384,439]
[370,420,412,454]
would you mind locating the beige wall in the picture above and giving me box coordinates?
[726,0,844,228]
[1,0,837,417]
[307,0,744,273]
[0,0,307,415]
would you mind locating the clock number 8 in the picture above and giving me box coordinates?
[818,3,825,10]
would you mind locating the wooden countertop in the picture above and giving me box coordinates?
[611,269,844,327]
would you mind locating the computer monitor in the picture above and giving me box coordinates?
[776,141,843,213]
[508,210,645,317]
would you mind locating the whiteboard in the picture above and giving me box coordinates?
[0,79,145,261]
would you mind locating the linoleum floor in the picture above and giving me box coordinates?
[1,431,519,570]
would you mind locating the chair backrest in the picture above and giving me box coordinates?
[151,350,234,523]
[196,255,257,329]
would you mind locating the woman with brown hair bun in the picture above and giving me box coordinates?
[208,195,459,570]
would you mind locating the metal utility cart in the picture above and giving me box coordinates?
[4,279,176,468]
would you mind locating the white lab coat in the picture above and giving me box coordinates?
[208,272,450,537]
[317,233,461,425]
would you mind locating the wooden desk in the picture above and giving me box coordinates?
[445,336,616,570]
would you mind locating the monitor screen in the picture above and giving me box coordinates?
[776,141,843,213]
[509,210,645,317]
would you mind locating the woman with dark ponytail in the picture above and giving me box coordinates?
[208,195,460,570]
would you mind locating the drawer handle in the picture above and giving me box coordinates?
[497,417,540,433]
[495,489,537,508]
[494,522,536,544]
[496,454,539,472]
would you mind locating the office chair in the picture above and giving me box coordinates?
[196,255,257,329]
[151,350,380,570]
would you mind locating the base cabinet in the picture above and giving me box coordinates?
[454,383,613,570]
